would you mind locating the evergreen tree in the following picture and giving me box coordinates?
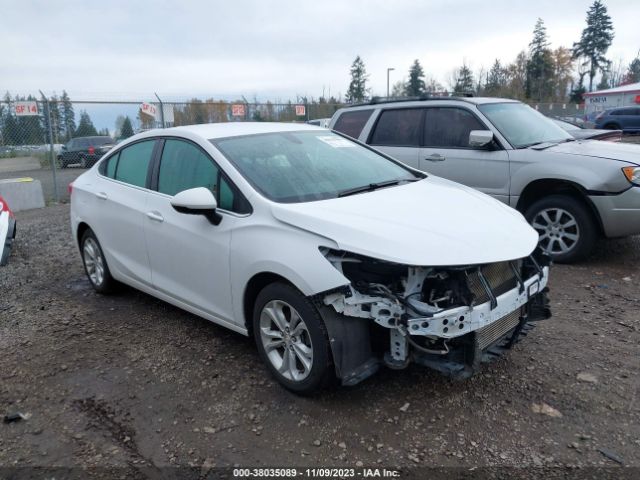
[623,57,640,84]
[345,56,369,103]
[596,71,610,90]
[572,0,614,91]
[74,111,98,137]
[61,90,76,141]
[453,63,474,94]
[526,18,555,101]
[485,59,507,96]
[120,116,134,139]
[405,59,426,97]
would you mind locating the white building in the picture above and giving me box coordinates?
[583,82,640,119]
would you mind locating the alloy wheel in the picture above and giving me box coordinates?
[259,300,314,382]
[83,237,105,286]
[531,207,580,255]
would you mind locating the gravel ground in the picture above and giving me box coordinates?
[0,204,638,479]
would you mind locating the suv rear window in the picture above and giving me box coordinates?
[333,110,373,139]
[370,109,422,146]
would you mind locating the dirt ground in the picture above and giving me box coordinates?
[1,204,639,479]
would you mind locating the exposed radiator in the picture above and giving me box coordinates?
[476,309,521,350]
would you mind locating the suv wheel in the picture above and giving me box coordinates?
[79,156,88,169]
[525,194,597,263]
[253,282,333,394]
[603,123,620,130]
[80,229,117,293]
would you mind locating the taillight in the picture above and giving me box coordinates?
[88,146,95,155]
[68,182,74,196]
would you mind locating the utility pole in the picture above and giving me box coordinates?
[386,67,395,98]
[39,90,59,202]
[154,92,165,128]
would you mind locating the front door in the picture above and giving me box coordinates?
[418,107,510,204]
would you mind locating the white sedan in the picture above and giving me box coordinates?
[70,122,551,393]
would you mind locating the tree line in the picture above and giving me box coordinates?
[345,0,640,103]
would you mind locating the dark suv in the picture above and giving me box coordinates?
[594,107,640,133]
[57,136,115,168]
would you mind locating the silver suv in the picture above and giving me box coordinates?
[329,98,640,263]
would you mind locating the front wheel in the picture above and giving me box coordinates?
[253,282,333,394]
[525,194,598,263]
[79,156,88,169]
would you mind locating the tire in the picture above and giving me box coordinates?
[603,123,620,130]
[253,282,333,394]
[525,194,598,263]
[79,156,88,169]
[57,156,66,169]
[80,229,117,294]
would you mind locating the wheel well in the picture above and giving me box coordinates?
[603,122,620,130]
[76,222,91,247]
[243,272,295,335]
[516,179,604,235]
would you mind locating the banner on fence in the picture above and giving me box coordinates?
[14,101,39,116]
[140,102,158,119]
[295,105,306,116]
[232,104,246,117]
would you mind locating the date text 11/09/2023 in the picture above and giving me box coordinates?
[232,468,401,478]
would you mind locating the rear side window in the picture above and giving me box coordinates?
[423,108,485,148]
[105,153,118,178]
[158,139,238,211]
[114,140,155,188]
[370,109,422,146]
[333,110,373,139]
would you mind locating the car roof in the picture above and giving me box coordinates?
[158,122,325,140]
[337,97,520,111]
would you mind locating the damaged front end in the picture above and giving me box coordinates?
[315,248,551,386]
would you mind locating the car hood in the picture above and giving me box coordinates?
[537,139,640,165]
[270,177,539,266]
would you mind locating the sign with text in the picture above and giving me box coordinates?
[295,105,306,116]
[232,104,246,117]
[140,102,158,119]
[14,101,39,116]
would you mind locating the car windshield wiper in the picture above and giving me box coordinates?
[518,138,576,149]
[337,178,419,198]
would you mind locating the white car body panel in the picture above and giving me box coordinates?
[271,176,538,266]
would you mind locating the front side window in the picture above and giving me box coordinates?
[370,109,422,146]
[213,131,419,203]
[423,108,486,148]
[478,102,572,148]
[158,139,237,211]
[114,140,155,188]
[332,109,373,139]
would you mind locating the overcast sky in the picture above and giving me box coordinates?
[1,0,638,101]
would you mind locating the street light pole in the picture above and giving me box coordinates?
[386,68,395,98]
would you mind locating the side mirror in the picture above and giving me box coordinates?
[61,145,67,151]
[170,187,222,225]
[469,130,494,148]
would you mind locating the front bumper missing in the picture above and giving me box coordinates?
[405,266,549,340]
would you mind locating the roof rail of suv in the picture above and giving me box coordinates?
[345,93,475,108]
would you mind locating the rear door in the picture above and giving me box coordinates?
[418,107,510,203]
[91,139,157,286]
[366,108,422,169]
[144,138,244,321]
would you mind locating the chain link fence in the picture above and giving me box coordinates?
[1,97,592,204]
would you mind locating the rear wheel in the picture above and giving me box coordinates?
[525,194,597,263]
[80,229,116,293]
[79,155,88,169]
[603,123,620,130]
[253,282,333,394]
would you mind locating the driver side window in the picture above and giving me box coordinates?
[424,108,485,148]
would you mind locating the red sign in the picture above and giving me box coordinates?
[635,95,640,104]
[232,104,246,116]
[14,101,39,116]
[295,105,306,116]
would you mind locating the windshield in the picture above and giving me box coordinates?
[478,103,573,148]
[212,131,420,203]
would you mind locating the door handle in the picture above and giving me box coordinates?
[95,192,108,200]
[146,211,164,223]
[426,154,446,162]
